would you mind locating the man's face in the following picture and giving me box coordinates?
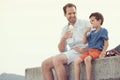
[64,7,77,25]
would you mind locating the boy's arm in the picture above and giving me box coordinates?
[83,32,88,44]
[99,40,109,58]
[83,27,91,44]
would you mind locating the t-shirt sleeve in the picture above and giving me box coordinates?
[60,26,68,39]
[101,29,109,40]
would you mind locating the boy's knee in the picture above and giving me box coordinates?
[84,56,92,63]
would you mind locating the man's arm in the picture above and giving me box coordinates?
[58,30,72,52]
[58,36,67,52]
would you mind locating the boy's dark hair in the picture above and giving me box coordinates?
[89,12,104,25]
[63,3,76,14]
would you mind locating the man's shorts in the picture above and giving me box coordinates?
[63,49,82,64]
[80,49,101,60]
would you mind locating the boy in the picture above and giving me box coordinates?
[74,12,109,80]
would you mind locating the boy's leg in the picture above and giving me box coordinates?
[41,56,54,80]
[84,49,101,80]
[84,56,92,80]
[74,51,89,80]
[74,57,83,80]
[53,54,68,80]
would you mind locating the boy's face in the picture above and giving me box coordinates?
[64,7,77,25]
[90,16,101,28]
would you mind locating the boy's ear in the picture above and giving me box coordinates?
[99,19,102,24]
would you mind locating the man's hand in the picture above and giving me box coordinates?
[74,46,81,53]
[63,30,73,39]
[74,46,88,53]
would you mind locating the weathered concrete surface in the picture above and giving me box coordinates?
[80,56,120,80]
[25,56,120,80]
[25,67,57,80]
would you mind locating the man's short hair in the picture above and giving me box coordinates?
[63,3,76,14]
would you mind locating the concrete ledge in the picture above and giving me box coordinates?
[25,56,120,80]
[25,67,57,80]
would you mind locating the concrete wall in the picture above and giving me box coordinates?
[25,56,120,80]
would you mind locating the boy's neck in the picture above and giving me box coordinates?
[95,25,101,32]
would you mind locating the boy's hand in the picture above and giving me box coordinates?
[99,51,106,58]
[86,27,91,32]
[84,27,91,36]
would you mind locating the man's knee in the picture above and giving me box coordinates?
[41,60,48,70]
[53,57,60,67]
[41,58,54,70]
[74,57,83,65]
[53,54,67,67]
[41,60,46,66]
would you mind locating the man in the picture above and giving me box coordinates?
[41,3,89,80]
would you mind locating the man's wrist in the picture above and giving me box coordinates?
[63,36,68,40]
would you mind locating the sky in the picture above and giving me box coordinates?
[0,0,120,76]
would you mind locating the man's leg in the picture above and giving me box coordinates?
[84,56,92,80]
[53,54,68,80]
[41,56,54,80]
[74,57,83,80]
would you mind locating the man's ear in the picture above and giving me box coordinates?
[64,13,66,17]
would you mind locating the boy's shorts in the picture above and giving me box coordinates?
[80,49,101,60]
[63,49,82,64]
